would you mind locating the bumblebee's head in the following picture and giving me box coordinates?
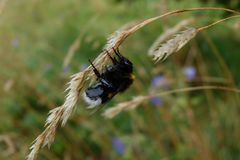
[119,57,133,73]
[112,48,133,73]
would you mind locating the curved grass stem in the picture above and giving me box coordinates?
[197,15,240,32]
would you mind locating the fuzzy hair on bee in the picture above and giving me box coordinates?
[83,48,134,109]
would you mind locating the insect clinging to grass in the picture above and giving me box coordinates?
[83,48,135,109]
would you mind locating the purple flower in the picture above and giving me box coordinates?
[183,66,196,81]
[112,137,125,155]
[150,96,162,106]
[151,75,165,87]
[151,75,171,89]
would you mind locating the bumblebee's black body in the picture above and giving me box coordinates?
[84,48,134,108]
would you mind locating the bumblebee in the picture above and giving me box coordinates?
[83,48,134,109]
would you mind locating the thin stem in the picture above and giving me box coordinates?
[116,7,240,48]
[197,15,240,32]
[150,85,240,98]
[103,85,240,118]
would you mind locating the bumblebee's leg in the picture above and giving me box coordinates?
[116,48,121,55]
[89,59,115,89]
[104,49,118,64]
[112,47,123,59]
[89,59,101,78]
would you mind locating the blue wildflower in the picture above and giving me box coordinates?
[183,66,196,81]
[151,75,165,87]
[150,96,162,106]
[112,137,125,155]
[151,74,171,89]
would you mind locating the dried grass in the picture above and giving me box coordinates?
[151,27,197,62]
[103,96,147,119]
[149,15,240,62]
[148,18,194,56]
[104,21,140,50]
[27,8,240,160]
[103,86,240,119]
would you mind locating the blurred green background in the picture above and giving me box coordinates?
[0,0,240,159]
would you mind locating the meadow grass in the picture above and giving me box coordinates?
[0,0,240,159]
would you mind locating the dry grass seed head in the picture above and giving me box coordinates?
[151,27,198,62]
[148,18,194,56]
[104,21,139,50]
[103,96,147,119]
[27,107,64,160]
